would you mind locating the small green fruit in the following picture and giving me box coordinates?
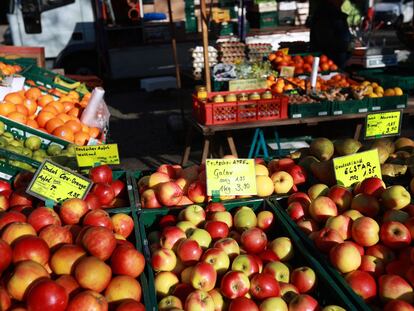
[47,144,63,156]
[0,121,5,135]
[2,132,14,143]
[24,136,42,151]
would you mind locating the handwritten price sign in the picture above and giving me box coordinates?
[26,160,92,203]
[75,144,120,167]
[205,159,257,196]
[365,110,402,139]
[333,149,382,188]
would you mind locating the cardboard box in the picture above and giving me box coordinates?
[154,0,185,21]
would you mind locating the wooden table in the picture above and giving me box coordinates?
[181,99,414,165]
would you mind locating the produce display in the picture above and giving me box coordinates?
[0,62,22,76]
[268,52,339,74]
[0,167,146,311]
[142,201,350,310]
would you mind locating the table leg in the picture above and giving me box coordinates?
[226,131,238,157]
[354,123,363,140]
[181,126,194,166]
[201,137,211,164]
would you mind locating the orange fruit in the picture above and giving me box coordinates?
[36,111,56,128]
[0,102,17,116]
[65,120,82,133]
[81,123,90,133]
[45,117,65,133]
[56,113,72,123]
[59,96,75,103]
[89,127,100,139]
[49,89,64,97]
[25,88,42,101]
[15,104,29,116]
[74,131,89,146]
[37,95,55,107]
[62,101,74,112]
[4,93,24,105]
[23,99,38,116]
[7,112,27,124]
[83,93,91,101]
[79,100,88,108]
[50,101,64,114]
[26,119,39,129]
[67,107,80,118]
[53,126,74,142]
[68,91,80,101]
[41,105,58,115]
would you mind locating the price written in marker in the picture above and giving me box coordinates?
[333,149,382,188]
[26,160,92,203]
[206,159,257,196]
[75,144,120,167]
[365,110,402,139]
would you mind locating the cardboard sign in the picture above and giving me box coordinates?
[333,149,382,188]
[206,159,257,196]
[229,79,267,91]
[75,144,120,167]
[280,66,295,78]
[27,160,92,203]
[365,110,402,139]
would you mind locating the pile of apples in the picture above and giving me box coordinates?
[147,202,347,310]
[285,176,414,309]
[138,159,305,209]
[0,170,146,310]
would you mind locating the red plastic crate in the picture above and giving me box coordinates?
[192,89,289,125]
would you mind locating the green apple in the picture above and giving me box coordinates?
[21,148,32,158]
[47,144,63,156]
[24,136,41,151]
[176,221,196,236]
[182,205,206,226]
[1,132,14,143]
[308,183,329,200]
[381,185,411,210]
[154,272,179,297]
[234,207,257,231]
[188,228,212,250]
[260,297,288,311]
[269,237,294,261]
[263,261,290,283]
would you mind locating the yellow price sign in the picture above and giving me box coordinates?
[75,144,120,167]
[333,149,382,188]
[27,160,92,203]
[205,159,257,196]
[365,110,402,139]
[229,79,268,92]
[280,66,295,78]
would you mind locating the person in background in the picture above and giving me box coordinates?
[309,0,353,68]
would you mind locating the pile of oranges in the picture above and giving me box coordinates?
[268,52,338,75]
[0,62,22,76]
[0,88,99,145]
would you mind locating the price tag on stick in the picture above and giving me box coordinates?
[26,160,92,204]
[333,149,382,188]
[364,110,402,139]
[205,159,257,196]
[75,144,120,167]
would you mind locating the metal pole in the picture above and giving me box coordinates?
[200,0,212,92]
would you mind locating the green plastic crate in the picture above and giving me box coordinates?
[0,57,32,75]
[247,11,278,29]
[369,94,408,112]
[269,198,372,311]
[139,198,362,310]
[331,98,370,115]
[355,68,414,92]
[106,206,155,311]
[289,101,331,118]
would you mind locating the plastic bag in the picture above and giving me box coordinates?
[80,87,110,131]
[212,63,237,81]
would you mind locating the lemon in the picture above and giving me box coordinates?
[384,89,396,96]
[361,81,371,86]
[369,93,378,98]
[394,87,403,96]
[371,82,379,88]
[374,86,384,94]
[363,86,373,96]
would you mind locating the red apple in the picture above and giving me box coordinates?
[0,286,11,311]
[0,211,26,230]
[330,242,362,273]
[386,259,411,277]
[257,211,274,231]
[157,164,177,179]
[117,299,146,311]
[92,183,115,206]
[89,165,112,183]
[204,221,229,240]
[185,290,214,311]
[39,224,72,249]
[205,202,225,212]
[27,207,61,232]
[259,249,280,264]
[241,227,267,254]
[250,273,281,299]
[82,226,117,261]
[287,165,307,185]
[201,248,230,275]
[325,215,352,240]
[296,218,319,235]
[381,185,411,210]
[59,198,89,225]
[384,300,414,311]
[314,228,344,253]
[383,210,410,223]
[1,222,36,244]
[287,201,307,222]
[380,221,411,249]
[187,181,207,203]
[176,239,202,265]
[12,235,50,265]
[308,196,338,222]
[280,283,299,303]
[214,237,240,260]
[366,244,396,263]
[328,185,353,212]
[288,192,311,207]
[156,181,183,207]
[111,213,134,238]
[288,294,319,311]
[151,248,177,272]
[148,172,170,188]
[55,275,80,297]
[110,179,125,197]
[379,274,414,303]
[290,266,316,293]
[359,255,385,277]
[0,239,12,273]
[74,256,112,293]
[345,270,377,301]
[190,262,217,292]
[50,244,86,275]
[110,244,145,278]
[351,217,380,247]
[26,278,68,311]
[9,188,33,207]
[159,215,177,229]
[220,271,250,299]
[104,275,141,303]
[84,192,102,210]
[140,188,161,209]
[83,209,113,230]
[160,226,186,250]
[229,297,258,311]
[359,177,386,197]
[231,254,260,277]
[351,193,380,217]
[66,290,108,311]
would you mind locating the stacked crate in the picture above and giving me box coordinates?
[278,1,296,26]
[246,0,278,29]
